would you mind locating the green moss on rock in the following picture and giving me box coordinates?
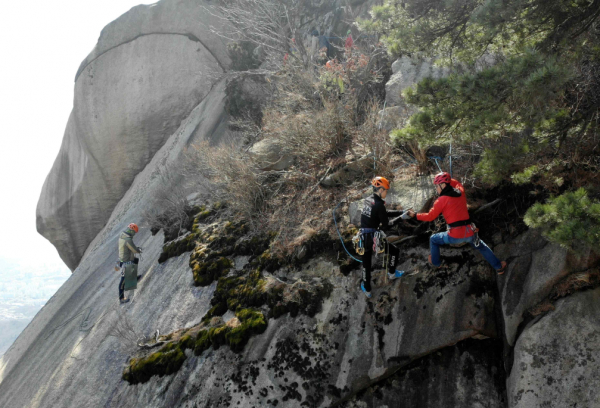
[194,330,211,356]
[226,309,267,352]
[211,270,267,313]
[122,342,187,384]
[193,256,233,286]
[202,302,228,322]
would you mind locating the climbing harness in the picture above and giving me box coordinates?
[447,219,481,247]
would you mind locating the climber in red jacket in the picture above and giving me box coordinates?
[407,172,507,274]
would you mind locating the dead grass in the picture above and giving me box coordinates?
[526,268,600,318]
[552,271,599,298]
[182,53,396,257]
[528,300,556,316]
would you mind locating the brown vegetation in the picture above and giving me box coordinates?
[185,48,397,256]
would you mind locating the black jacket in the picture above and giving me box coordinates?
[360,194,402,229]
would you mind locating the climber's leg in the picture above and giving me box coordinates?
[469,239,503,271]
[386,242,400,271]
[361,235,373,293]
[385,242,405,280]
[361,252,373,292]
[118,275,125,300]
[429,232,449,267]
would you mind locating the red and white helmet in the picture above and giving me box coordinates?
[433,172,451,185]
[128,223,139,233]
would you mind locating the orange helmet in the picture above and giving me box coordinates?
[128,223,139,233]
[371,176,390,190]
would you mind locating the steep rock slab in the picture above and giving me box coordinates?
[343,338,506,408]
[37,0,230,270]
[0,79,233,408]
[101,248,497,407]
[507,287,600,408]
[495,229,599,345]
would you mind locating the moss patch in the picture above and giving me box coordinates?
[188,224,278,286]
[122,340,189,384]
[193,257,234,287]
[227,309,268,352]
[157,203,231,264]
[128,213,338,385]
[266,279,333,319]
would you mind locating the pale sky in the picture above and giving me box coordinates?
[0,1,149,271]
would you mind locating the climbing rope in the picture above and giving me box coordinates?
[333,199,362,263]
[429,156,444,172]
[449,139,453,177]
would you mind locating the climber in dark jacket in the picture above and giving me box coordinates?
[407,172,507,274]
[116,223,142,303]
[359,177,409,298]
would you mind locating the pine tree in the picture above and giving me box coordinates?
[524,188,600,253]
[361,0,600,187]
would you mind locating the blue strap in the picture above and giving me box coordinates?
[333,200,362,263]
[429,156,443,172]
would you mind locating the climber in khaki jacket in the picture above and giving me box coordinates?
[117,223,141,303]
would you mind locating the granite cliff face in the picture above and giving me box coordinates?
[36,0,231,270]
[4,1,600,407]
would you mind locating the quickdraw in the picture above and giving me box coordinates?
[352,232,365,255]
[353,228,387,256]
[471,223,481,247]
[374,231,387,254]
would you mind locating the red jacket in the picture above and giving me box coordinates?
[417,179,473,238]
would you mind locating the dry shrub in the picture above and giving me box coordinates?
[526,269,600,318]
[353,98,395,175]
[143,155,212,238]
[290,223,318,248]
[184,52,391,256]
[187,141,274,221]
[552,270,599,298]
[262,98,352,164]
[110,312,144,350]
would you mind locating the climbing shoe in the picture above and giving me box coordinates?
[428,254,443,269]
[388,270,405,281]
[496,261,507,275]
[360,282,372,299]
[119,298,130,304]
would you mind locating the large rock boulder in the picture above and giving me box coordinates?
[36,0,232,270]
[386,56,451,108]
[507,287,600,408]
[320,155,374,187]
[249,139,294,171]
[495,229,599,345]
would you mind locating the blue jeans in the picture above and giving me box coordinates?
[429,231,502,270]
